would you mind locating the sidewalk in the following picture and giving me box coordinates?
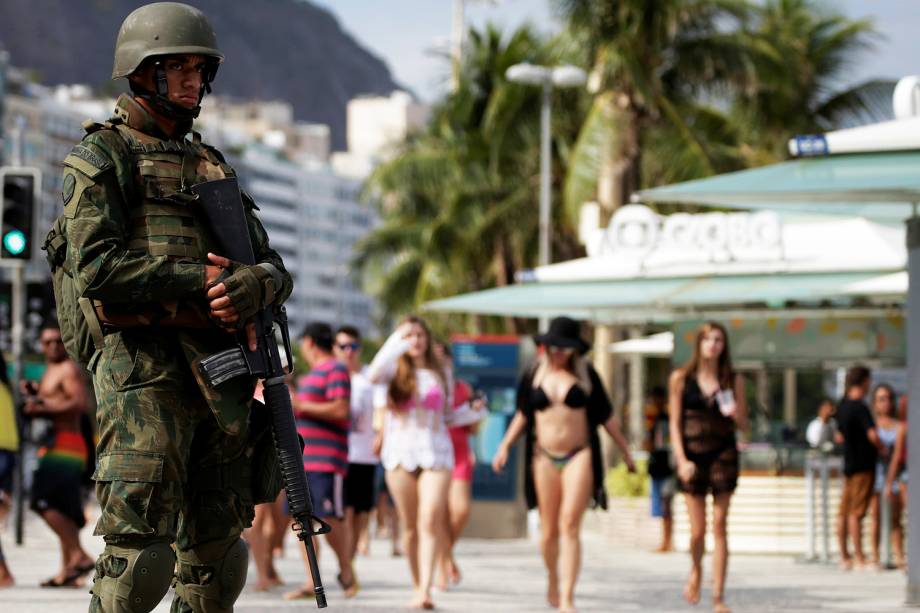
[0,508,909,612]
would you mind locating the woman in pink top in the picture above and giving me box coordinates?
[435,343,485,589]
[369,316,454,610]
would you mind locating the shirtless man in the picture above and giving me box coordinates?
[21,322,94,587]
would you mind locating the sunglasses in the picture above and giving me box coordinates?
[547,345,575,354]
[336,342,361,352]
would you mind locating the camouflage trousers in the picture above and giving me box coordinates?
[90,329,265,611]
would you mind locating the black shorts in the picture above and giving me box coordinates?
[30,463,86,528]
[345,463,377,513]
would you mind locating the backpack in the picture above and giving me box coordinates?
[42,216,103,368]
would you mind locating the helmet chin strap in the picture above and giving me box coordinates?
[129,59,215,122]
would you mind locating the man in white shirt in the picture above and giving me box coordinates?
[334,326,379,563]
[806,398,837,451]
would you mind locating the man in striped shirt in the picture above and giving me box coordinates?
[285,322,357,600]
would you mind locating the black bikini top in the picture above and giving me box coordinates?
[530,384,589,411]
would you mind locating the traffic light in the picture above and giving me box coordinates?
[0,168,40,260]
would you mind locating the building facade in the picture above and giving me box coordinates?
[234,147,378,337]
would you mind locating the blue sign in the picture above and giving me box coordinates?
[790,134,829,157]
[452,337,521,501]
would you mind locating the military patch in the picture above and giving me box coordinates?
[63,144,113,180]
[62,173,76,204]
[70,145,112,171]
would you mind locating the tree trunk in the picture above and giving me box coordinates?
[597,99,641,225]
[493,235,521,335]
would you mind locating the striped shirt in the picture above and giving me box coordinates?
[295,358,351,476]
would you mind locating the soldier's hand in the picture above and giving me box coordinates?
[206,252,273,325]
[206,252,241,324]
[205,252,232,289]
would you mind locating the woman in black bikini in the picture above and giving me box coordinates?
[669,322,748,613]
[493,317,635,613]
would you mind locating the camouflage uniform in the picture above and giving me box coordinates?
[61,6,292,612]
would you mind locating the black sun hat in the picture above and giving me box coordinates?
[534,316,590,355]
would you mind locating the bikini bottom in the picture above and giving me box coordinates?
[538,445,587,471]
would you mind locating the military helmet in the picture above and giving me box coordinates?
[112,2,224,79]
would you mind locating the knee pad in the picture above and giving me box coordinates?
[173,537,249,613]
[90,541,176,613]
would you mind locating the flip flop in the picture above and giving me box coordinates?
[40,570,82,588]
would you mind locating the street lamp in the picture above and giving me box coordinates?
[506,63,587,270]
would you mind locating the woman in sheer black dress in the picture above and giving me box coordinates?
[669,322,748,613]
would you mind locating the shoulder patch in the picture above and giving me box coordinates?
[63,144,113,179]
[62,173,76,205]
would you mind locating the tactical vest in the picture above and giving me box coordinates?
[85,117,233,329]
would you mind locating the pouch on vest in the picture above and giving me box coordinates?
[42,217,103,369]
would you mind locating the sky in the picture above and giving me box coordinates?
[310,0,920,104]
[310,0,557,101]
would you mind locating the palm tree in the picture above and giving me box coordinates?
[555,0,754,225]
[354,25,584,334]
[734,0,891,163]
[557,0,888,222]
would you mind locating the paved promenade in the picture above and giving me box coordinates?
[0,509,909,612]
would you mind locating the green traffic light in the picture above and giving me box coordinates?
[3,230,27,255]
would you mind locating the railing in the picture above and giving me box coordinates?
[803,451,842,563]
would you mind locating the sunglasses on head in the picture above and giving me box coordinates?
[337,342,361,352]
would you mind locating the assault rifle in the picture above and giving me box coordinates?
[191,177,329,608]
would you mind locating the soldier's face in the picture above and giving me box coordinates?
[133,54,207,109]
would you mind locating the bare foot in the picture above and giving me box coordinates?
[852,558,870,572]
[337,566,360,599]
[547,578,560,608]
[254,576,283,592]
[265,568,283,587]
[839,558,853,571]
[435,562,449,591]
[684,568,702,606]
[654,543,673,553]
[409,591,435,609]
[447,558,462,586]
[283,584,316,600]
[0,573,14,588]
[559,599,577,613]
[713,600,731,613]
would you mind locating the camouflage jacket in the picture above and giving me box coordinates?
[62,94,293,433]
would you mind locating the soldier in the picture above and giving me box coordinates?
[60,3,292,611]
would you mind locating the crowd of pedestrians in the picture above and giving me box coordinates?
[1,313,912,613]
[798,362,910,575]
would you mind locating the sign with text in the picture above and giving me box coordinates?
[584,204,783,269]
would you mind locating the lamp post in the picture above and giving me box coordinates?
[505,63,587,270]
